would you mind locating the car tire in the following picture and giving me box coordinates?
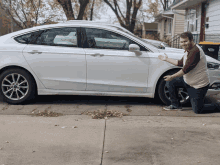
[0,68,36,105]
[157,72,190,106]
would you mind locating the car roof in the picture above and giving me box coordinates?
[1,21,129,38]
[0,20,158,52]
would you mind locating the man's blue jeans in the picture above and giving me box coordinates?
[166,76,217,114]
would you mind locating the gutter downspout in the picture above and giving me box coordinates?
[162,15,174,19]
[171,9,186,16]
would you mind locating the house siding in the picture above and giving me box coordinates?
[181,0,220,42]
[204,0,220,42]
[174,10,185,36]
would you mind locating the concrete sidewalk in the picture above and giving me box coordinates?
[1,115,220,165]
[0,115,105,165]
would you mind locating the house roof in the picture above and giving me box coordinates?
[171,0,206,10]
[154,10,174,22]
[165,0,182,11]
[144,23,158,31]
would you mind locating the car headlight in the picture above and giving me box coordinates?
[207,62,220,69]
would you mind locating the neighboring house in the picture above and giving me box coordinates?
[134,22,158,39]
[171,0,220,44]
[0,7,22,36]
[154,0,185,45]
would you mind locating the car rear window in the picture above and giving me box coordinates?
[14,31,43,44]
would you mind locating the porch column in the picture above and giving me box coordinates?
[200,2,206,42]
[160,19,165,40]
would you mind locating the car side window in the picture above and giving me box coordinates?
[33,27,78,47]
[85,28,147,51]
[14,31,43,44]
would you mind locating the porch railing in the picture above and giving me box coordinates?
[168,34,181,49]
[168,34,200,49]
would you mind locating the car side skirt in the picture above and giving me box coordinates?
[38,89,220,98]
[38,89,154,98]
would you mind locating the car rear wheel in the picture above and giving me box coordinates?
[157,73,190,106]
[0,68,36,104]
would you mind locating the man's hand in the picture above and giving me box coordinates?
[158,53,168,61]
[164,75,174,81]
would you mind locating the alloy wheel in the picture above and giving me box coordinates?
[164,85,189,104]
[2,73,29,101]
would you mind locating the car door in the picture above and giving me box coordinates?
[83,27,150,93]
[22,27,86,91]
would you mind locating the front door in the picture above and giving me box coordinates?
[83,28,150,93]
[22,27,86,91]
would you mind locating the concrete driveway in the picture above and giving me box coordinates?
[0,94,220,165]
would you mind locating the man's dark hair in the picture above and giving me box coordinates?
[180,31,193,41]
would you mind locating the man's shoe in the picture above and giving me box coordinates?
[163,105,182,111]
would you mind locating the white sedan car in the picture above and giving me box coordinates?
[0,20,220,105]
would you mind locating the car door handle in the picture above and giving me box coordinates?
[90,53,104,57]
[27,50,42,54]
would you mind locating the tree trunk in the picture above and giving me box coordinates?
[57,0,75,20]
[130,0,142,33]
[90,0,95,21]
[77,0,90,20]
[104,0,142,33]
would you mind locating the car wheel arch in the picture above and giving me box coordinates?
[0,65,38,94]
[154,68,181,101]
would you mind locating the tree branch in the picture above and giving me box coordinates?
[35,0,41,25]
[20,0,29,28]
[90,0,95,20]
[115,1,126,22]
[160,0,166,10]
[103,0,124,26]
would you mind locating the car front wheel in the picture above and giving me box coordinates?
[0,68,36,104]
[157,74,190,106]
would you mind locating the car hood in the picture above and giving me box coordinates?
[158,49,220,64]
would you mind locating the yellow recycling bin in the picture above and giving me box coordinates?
[199,41,220,60]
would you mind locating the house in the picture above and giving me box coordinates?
[154,0,185,45]
[134,22,158,39]
[171,0,220,44]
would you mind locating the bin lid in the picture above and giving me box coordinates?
[199,41,220,45]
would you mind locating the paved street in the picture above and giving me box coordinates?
[0,94,220,165]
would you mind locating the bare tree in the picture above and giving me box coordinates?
[103,0,142,33]
[56,0,90,20]
[0,0,63,29]
[160,0,169,10]
[138,0,160,22]
[134,0,160,38]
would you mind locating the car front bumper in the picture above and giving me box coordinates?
[207,88,220,96]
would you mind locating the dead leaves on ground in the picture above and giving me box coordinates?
[82,109,129,119]
[31,110,63,117]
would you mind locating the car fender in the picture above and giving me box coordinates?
[0,48,46,91]
[147,55,182,96]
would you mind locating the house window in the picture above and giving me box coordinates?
[168,19,172,34]
[195,6,199,31]
[186,9,196,32]
[164,19,167,35]
[158,22,161,31]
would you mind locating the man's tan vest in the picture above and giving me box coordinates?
[183,45,210,89]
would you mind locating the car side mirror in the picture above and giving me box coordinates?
[129,44,142,55]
